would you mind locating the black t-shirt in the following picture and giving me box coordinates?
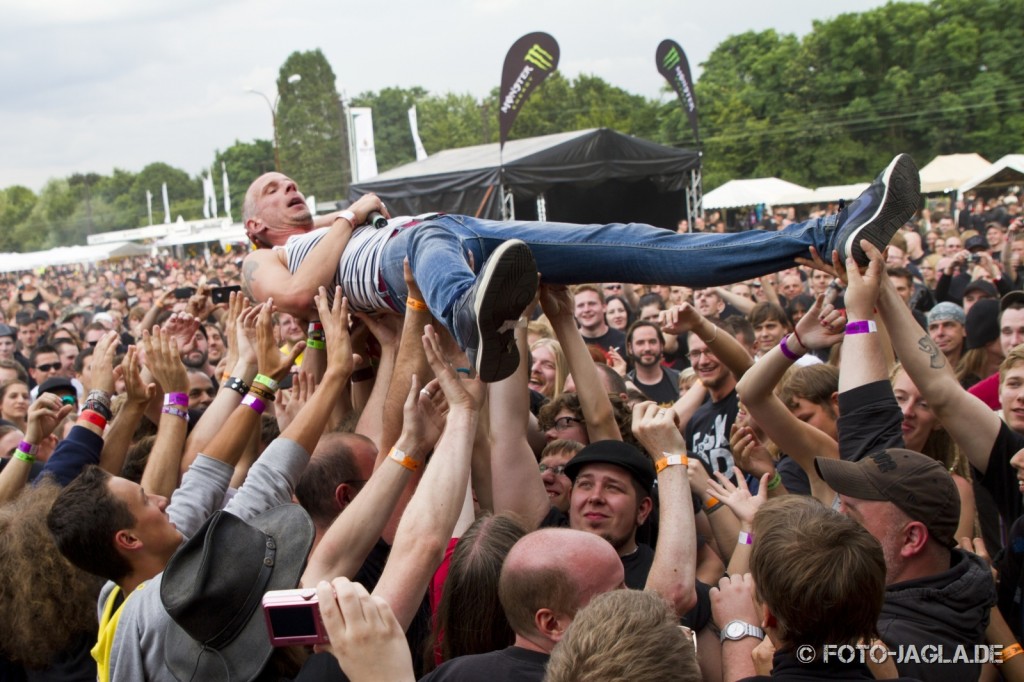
[418,646,548,682]
[620,543,713,631]
[628,366,680,406]
[836,380,904,463]
[685,389,740,480]
[738,649,919,681]
[980,420,1024,527]
[580,326,626,355]
[775,455,811,496]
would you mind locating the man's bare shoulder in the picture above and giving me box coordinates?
[241,249,285,302]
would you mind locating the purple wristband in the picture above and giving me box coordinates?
[242,394,266,415]
[845,320,878,335]
[17,440,38,456]
[779,334,801,361]
[164,392,189,407]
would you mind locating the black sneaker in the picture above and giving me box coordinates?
[452,239,538,383]
[834,154,920,266]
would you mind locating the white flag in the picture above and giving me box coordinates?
[146,190,154,226]
[162,183,171,224]
[409,105,427,161]
[222,162,232,219]
[202,174,212,219]
[350,107,379,182]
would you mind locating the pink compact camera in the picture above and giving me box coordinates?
[262,588,329,646]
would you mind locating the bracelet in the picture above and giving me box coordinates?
[845,320,878,335]
[700,324,719,345]
[241,394,266,415]
[406,297,429,312]
[305,339,326,350]
[766,471,783,491]
[224,376,249,397]
[221,371,231,383]
[17,440,38,456]
[248,384,276,402]
[704,495,720,510]
[87,389,112,410]
[1000,643,1024,664]
[13,449,34,463]
[738,530,754,545]
[350,366,375,383]
[655,453,688,473]
[308,321,323,334]
[79,409,108,430]
[161,405,189,422]
[389,446,419,471]
[84,399,113,422]
[163,392,188,408]
[779,334,803,361]
[705,500,724,514]
[253,374,280,392]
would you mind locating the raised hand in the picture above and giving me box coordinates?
[658,303,703,336]
[25,393,75,445]
[313,286,353,378]
[706,466,768,527]
[142,327,189,394]
[254,299,304,381]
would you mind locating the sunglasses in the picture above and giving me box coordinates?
[35,363,61,372]
[539,463,567,475]
[551,416,584,431]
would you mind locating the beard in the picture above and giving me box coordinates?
[182,351,208,369]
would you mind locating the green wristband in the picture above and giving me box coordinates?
[766,471,782,491]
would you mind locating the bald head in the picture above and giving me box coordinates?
[244,172,314,247]
[295,432,377,530]
[499,529,623,641]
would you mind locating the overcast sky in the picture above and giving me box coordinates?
[0,0,900,191]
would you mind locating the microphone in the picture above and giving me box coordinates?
[367,211,388,229]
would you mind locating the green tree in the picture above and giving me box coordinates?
[276,49,348,202]
[351,86,428,172]
[0,186,38,252]
[213,139,275,220]
[417,92,488,158]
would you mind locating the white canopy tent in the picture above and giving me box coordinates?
[778,183,870,206]
[919,153,991,194]
[0,242,151,273]
[959,154,1024,194]
[703,178,810,210]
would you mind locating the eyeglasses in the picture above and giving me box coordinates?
[539,463,567,475]
[687,350,716,362]
[551,416,584,431]
[35,363,60,372]
[603,284,622,291]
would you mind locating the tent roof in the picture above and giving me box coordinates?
[959,154,1024,193]
[779,183,870,206]
[350,128,700,217]
[703,178,811,210]
[919,153,991,194]
[0,242,150,273]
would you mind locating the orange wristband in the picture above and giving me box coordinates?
[79,409,108,430]
[655,454,687,473]
[1000,643,1024,664]
[406,297,429,312]
[389,447,419,471]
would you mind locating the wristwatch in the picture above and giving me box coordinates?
[720,620,765,643]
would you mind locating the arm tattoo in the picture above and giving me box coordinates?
[916,335,946,370]
[241,258,259,302]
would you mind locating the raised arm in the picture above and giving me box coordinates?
[489,320,550,530]
[542,284,620,442]
[372,325,483,629]
[0,395,73,504]
[872,242,1002,473]
[138,327,190,498]
[631,402,697,617]
[659,303,754,380]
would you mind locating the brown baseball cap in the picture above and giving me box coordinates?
[815,449,960,548]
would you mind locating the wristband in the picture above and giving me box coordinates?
[221,371,231,383]
[241,394,266,415]
[253,374,280,392]
[87,389,112,409]
[79,409,108,430]
[308,321,323,334]
[406,297,429,312]
[655,453,687,473]
[845,320,878,335]
[705,500,724,514]
[704,495,720,510]
[1000,643,1024,664]
[779,334,803,361]
[13,449,34,464]
[738,531,754,545]
[350,366,375,383]
[791,326,806,351]
[161,405,189,422]
[248,384,276,402]
[389,446,419,471]
[336,210,356,227]
[224,376,249,397]
[85,399,113,422]
[163,392,189,408]
[305,339,326,350]
[766,471,783,491]
[17,441,38,457]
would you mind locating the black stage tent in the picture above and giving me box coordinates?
[349,128,700,227]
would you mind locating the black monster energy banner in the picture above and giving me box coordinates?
[498,32,560,150]
[656,39,700,145]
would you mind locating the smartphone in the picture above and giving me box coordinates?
[262,588,329,647]
[211,285,242,304]
[173,287,197,300]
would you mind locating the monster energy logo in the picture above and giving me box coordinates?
[662,46,681,70]
[524,44,554,70]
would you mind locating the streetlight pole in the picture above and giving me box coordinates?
[245,73,301,173]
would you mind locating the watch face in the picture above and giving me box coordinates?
[726,622,745,638]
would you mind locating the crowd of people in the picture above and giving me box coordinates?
[3,156,1024,682]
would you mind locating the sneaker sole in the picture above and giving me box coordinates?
[472,240,538,383]
[843,153,921,266]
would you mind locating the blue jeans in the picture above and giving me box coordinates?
[379,214,840,347]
